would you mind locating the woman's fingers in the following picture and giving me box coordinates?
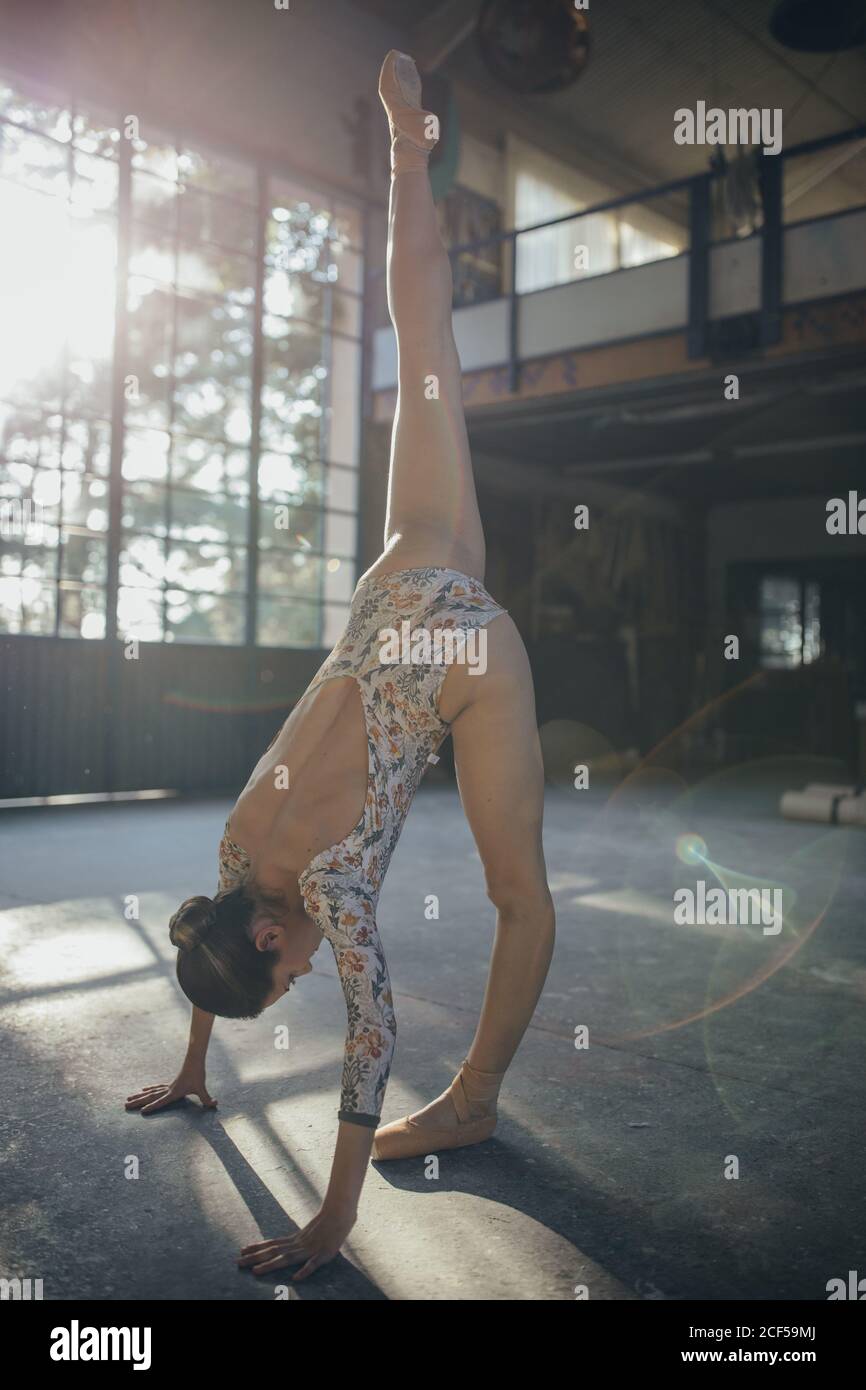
[252,1252,297,1275]
[125,1086,168,1107]
[292,1253,328,1282]
[239,1238,288,1257]
[238,1234,336,1279]
[239,1237,307,1271]
[125,1088,169,1110]
[140,1088,182,1115]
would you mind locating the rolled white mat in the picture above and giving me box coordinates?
[780,789,865,825]
[839,795,866,826]
[781,791,833,822]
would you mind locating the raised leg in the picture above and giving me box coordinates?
[365,53,486,583]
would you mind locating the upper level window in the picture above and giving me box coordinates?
[510,138,680,294]
[0,76,363,647]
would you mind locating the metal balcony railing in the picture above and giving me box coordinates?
[369,124,866,391]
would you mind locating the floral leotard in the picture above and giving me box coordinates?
[217,566,507,1128]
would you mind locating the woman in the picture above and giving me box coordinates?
[126,51,555,1283]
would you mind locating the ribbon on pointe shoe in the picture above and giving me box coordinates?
[452,1058,505,1122]
[378,49,439,175]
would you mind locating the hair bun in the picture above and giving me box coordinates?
[169,895,217,952]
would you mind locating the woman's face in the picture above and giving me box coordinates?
[250,911,323,1009]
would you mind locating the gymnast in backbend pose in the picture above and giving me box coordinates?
[126,51,555,1282]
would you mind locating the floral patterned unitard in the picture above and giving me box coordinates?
[217,566,507,1128]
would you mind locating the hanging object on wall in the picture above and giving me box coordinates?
[476,0,591,95]
[341,96,374,182]
[423,69,460,202]
[769,0,866,51]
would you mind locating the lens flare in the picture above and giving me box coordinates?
[676,832,708,865]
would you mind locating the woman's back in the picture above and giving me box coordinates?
[229,675,369,879]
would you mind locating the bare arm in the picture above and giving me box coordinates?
[239,1121,374,1281]
[326,1120,376,1217]
[186,1005,215,1066]
[125,1005,218,1115]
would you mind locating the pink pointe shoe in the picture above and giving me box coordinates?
[378,49,439,175]
[371,1059,504,1161]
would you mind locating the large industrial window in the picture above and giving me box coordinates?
[0,75,363,648]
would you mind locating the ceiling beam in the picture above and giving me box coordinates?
[411,0,482,72]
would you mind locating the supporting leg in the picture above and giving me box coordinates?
[372,616,555,1159]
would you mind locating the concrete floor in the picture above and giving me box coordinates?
[1,765,865,1301]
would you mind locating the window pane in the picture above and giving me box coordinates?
[330,240,363,293]
[165,542,246,594]
[131,139,179,182]
[129,222,175,288]
[58,584,105,638]
[132,170,177,228]
[0,488,51,542]
[257,452,323,504]
[61,473,109,532]
[0,84,70,141]
[0,123,68,195]
[71,150,118,213]
[1,406,61,466]
[122,483,168,537]
[64,213,117,417]
[0,576,56,633]
[333,202,363,248]
[169,488,248,546]
[333,291,362,339]
[324,510,356,557]
[173,297,253,441]
[263,323,325,392]
[759,576,802,669]
[323,602,350,646]
[72,109,120,160]
[165,589,246,644]
[326,337,361,466]
[179,146,256,205]
[257,594,319,647]
[0,186,68,408]
[61,533,107,585]
[257,549,323,597]
[123,428,170,483]
[324,557,354,603]
[63,418,111,474]
[120,534,165,587]
[172,438,250,496]
[258,499,324,553]
[2,466,61,529]
[176,243,254,303]
[263,267,328,326]
[327,465,358,512]
[118,585,163,640]
[126,282,174,428]
[179,187,257,254]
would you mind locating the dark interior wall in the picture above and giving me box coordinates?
[0,635,326,798]
[706,496,864,768]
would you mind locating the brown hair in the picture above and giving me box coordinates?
[168,885,283,1019]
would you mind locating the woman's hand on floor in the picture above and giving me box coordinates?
[125,1065,217,1115]
[238,1204,356,1282]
